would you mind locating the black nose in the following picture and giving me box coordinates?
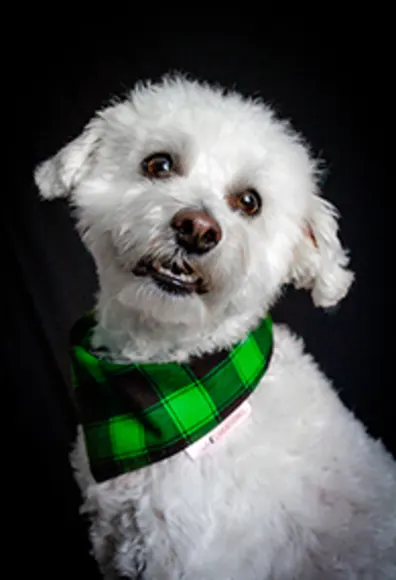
[171,209,222,255]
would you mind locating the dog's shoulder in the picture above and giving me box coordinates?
[270,322,325,387]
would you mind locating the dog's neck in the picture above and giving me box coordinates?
[90,299,266,364]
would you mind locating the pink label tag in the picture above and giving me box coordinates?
[185,400,252,460]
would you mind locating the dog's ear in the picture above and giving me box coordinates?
[290,194,354,308]
[34,121,100,200]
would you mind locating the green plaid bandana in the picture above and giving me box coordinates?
[70,314,273,482]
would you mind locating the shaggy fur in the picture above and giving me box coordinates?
[35,75,396,579]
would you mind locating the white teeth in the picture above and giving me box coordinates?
[178,272,197,283]
[154,261,198,283]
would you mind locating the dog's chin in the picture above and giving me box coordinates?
[112,250,244,326]
[117,276,208,326]
[132,254,209,297]
[109,252,209,325]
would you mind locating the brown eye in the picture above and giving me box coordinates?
[229,189,262,216]
[141,152,173,178]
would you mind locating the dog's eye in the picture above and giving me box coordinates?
[228,189,262,217]
[141,153,173,178]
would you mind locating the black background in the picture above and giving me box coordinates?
[8,22,389,578]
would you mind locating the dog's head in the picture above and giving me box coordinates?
[35,75,353,330]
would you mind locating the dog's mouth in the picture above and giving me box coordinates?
[132,254,208,295]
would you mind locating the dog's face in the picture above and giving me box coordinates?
[35,76,353,329]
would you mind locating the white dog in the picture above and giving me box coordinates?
[35,75,396,579]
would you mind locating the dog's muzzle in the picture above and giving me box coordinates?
[132,209,221,296]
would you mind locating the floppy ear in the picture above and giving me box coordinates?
[290,194,354,308]
[34,120,100,200]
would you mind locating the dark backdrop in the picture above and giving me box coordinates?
[9,25,389,578]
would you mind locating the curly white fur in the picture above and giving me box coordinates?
[36,74,395,579]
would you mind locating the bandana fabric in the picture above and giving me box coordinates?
[70,314,273,482]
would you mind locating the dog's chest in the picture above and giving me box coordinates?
[83,397,294,579]
[74,327,396,579]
